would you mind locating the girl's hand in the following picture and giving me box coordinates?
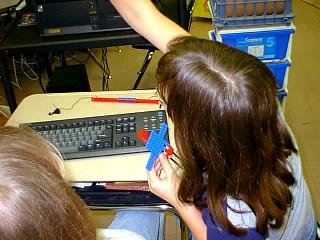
[147,153,181,207]
[148,154,207,240]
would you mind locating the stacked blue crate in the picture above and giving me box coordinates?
[208,0,295,106]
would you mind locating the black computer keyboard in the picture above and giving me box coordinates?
[73,184,168,207]
[20,110,168,160]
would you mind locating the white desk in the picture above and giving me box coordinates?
[6,90,175,183]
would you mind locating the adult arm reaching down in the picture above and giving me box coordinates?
[110,0,190,53]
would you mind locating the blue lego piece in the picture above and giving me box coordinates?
[145,123,169,171]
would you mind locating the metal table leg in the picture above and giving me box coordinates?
[0,53,17,113]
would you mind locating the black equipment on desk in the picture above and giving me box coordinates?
[34,0,189,36]
[35,0,130,36]
[20,110,168,160]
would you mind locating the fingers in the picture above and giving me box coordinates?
[147,167,158,190]
[147,155,167,190]
[147,153,174,191]
[153,158,163,176]
[158,153,174,175]
[147,166,159,181]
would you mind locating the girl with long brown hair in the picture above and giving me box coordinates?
[148,36,317,239]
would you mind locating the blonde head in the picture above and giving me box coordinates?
[0,126,96,240]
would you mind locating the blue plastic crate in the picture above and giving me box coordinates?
[209,0,294,28]
[209,24,295,60]
[265,60,290,89]
[277,89,287,104]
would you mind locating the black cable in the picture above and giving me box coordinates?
[53,96,92,111]
[103,48,110,90]
[33,54,48,92]
[48,96,93,115]
[48,108,60,115]
[38,72,46,93]
[0,8,17,42]
[101,47,111,91]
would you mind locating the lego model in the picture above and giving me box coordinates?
[138,123,173,171]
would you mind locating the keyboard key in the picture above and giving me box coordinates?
[129,140,136,146]
[50,124,57,130]
[116,129,122,134]
[87,144,94,150]
[122,136,129,142]
[104,141,112,148]
[94,143,104,149]
[78,121,86,127]
[78,145,87,151]
[122,141,128,147]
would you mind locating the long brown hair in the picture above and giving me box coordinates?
[0,126,96,240]
[156,36,296,236]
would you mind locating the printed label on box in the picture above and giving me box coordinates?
[235,36,277,59]
[248,45,264,57]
